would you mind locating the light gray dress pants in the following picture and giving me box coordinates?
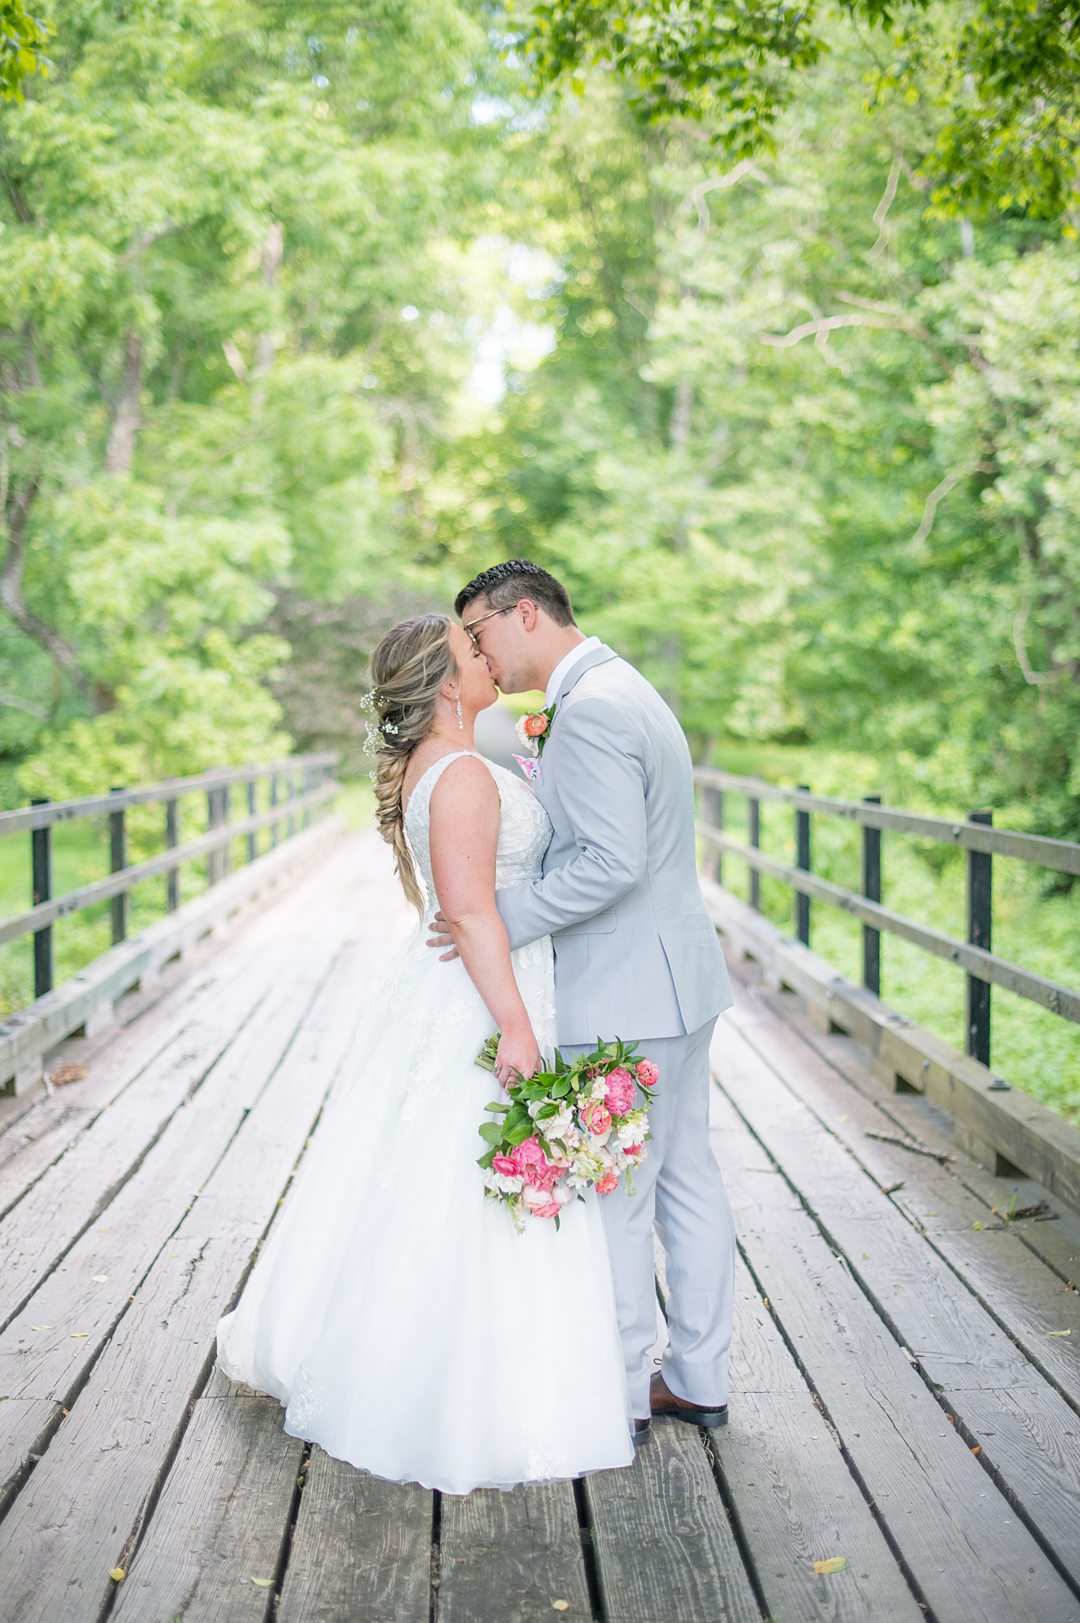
[563,1015,736,1419]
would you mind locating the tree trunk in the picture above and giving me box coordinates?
[105,331,144,476]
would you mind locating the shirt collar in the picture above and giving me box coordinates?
[544,636,601,708]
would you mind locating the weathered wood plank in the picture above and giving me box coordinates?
[653,1239,923,1620]
[0,841,349,1211]
[278,1450,432,1623]
[704,880,1080,1212]
[724,989,1080,1404]
[713,1009,1080,1590]
[111,1393,303,1623]
[0,945,363,1623]
[0,949,282,1330]
[712,1084,1080,1621]
[586,1419,759,1623]
[0,923,342,1445]
[438,1482,591,1623]
[750,975,1080,1286]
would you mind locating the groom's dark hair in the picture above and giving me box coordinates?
[454,559,576,627]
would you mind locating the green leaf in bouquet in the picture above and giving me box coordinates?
[478,1122,505,1146]
[477,1147,497,1168]
[553,1048,568,1074]
[535,1102,560,1118]
[505,1121,536,1146]
[552,1077,572,1098]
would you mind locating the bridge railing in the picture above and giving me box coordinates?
[0,752,341,1095]
[694,768,1080,1206]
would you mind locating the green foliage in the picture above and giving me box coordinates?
[0,2,51,101]
[513,0,1080,221]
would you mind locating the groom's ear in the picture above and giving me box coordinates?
[518,598,541,632]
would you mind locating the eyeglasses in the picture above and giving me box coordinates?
[463,603,515,647]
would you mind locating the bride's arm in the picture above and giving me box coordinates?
[427,756,541,1086]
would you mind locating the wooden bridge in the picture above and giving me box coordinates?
[0,759,1078,1622]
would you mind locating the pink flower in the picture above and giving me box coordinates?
[596,1172,619,1195]
[521,1184,560,1218]
[604,1070,636,1116]
[492,1154,519,1176]
[624,1142,644,1157]
[512,1136,546,1169]
[523,1160,559,1193]
[635,1059,660,1088]
[523,712,550,738]
[580,1101,612,1137]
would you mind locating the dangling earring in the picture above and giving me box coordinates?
[455,696,464,730]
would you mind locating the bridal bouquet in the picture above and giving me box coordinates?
[475,1037,659,1232]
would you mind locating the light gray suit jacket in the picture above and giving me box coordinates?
[496,644,733,1045]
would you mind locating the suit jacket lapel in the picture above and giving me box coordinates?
[554,643,618,710]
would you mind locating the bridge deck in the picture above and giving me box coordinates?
[0,831,1077,1623]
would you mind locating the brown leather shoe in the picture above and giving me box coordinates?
[650,1371,728,1428]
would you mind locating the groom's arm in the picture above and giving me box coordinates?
[496,696,647,952]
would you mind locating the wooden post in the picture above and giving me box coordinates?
[862,795,882,995]
[109,787,127,944]
[31,797,53,998]
[165,798,179,912]
[795,784,811,946]
[269,773,279,848]
[966,809,993,1066]
[246,778,257,863]
[286,769,296,840]
[748,796,761,912]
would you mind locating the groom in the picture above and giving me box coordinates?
[428,559,736,1440]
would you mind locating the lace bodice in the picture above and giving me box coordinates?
[403,750,551,917]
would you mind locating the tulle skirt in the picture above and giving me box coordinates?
[215,918,634,1493]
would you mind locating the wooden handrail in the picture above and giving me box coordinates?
[0,752,338,835]
[694,768,1080,876]
[693,767,1080,1073]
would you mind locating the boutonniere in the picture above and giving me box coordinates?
[515,703,557,758]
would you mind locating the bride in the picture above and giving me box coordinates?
[215,614,635,1493]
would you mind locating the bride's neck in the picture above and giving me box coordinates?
[425,723,477,751]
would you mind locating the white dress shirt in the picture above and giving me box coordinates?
[544,636,601,708]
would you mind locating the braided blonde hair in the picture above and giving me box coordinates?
[369,614,459,912]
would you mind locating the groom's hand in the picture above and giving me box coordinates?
[426,909,459,961]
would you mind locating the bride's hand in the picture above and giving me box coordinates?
[426,909,459,961]
[494,1026,541,1091]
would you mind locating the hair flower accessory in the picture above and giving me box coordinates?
[514,702,556,758]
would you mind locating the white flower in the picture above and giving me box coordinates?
[514,714,538,753]
[483,1170,524,1195]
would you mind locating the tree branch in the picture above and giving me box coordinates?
[905,462,992,555]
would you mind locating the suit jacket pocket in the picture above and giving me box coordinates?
[556,910,618,937]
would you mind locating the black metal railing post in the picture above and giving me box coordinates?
[247,778,257,863]
[206,785,220,886]
[286,769,296,839]
[966,809,993,1065]
[748,795,761,912]
[165,798,179,912]
[795,784,811,946]
[31,797,53,997]
[269,773,279,848]
[109,787,127,944]
[220,783,232,876]
[862,794,882,995]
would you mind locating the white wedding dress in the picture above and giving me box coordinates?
[215,749,634,1493]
